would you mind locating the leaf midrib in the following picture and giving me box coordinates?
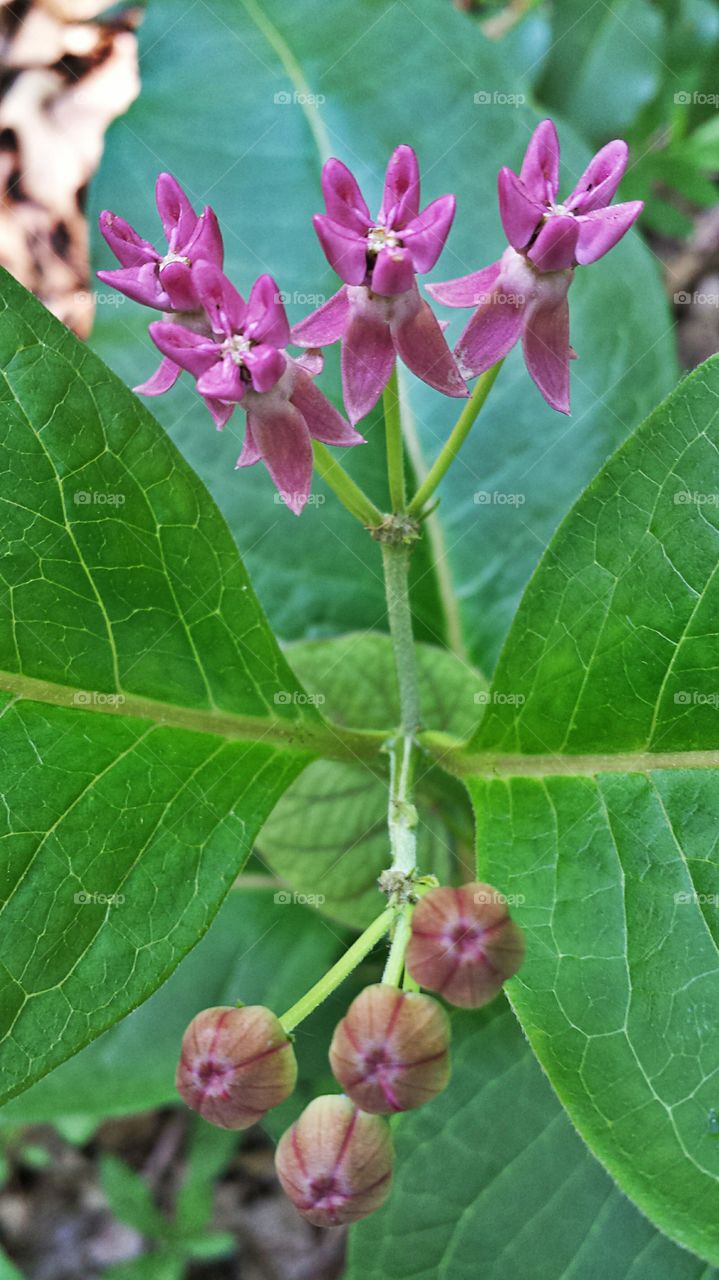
[425,732,719,777]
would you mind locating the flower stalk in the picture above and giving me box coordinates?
[383,366,406,513]
[408,359,503,516]
[279,905,396,1033]
[312,440,383,526]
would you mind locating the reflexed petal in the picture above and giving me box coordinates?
[522,298,570,414]
[97,263,165,309]
[575,201,643,265]
[158,260,197,312]
[392,297,467,398]
[133,356,181,396]
[244,343,286,393]
[380,144,420,228]
[196,355,245,400]
[156,172,197,249]
[148,321,218,377]
[186,207,224,267]
[528,216,579,272]
[566,140,629,214]
[98,211,158,268]
[237,420,262,464]
[402,194,456,272]
[370,246,415,296]
[313,214,367,285]
[455,291,525,379]
[293,348,323,376]
[193,261,246,335]
[341,302,396,424]
[246,404,314,515]
[204,397,236,430]
[244,274,290,347]
[497,168,544,249]
[426,261,502,308]
[519,119,560,203]
[321,157,371,233]
[290,368,365,446]
[291,287,349,347]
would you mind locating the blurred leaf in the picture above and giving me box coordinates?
[104,1256,182,1280]
[101,1156,172,1241]
[259,636,481,926]
[0,1253,24,1280]
[174,1119,239,1236]
[185,1232,235,1260]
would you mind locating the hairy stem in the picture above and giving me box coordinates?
[382,902,414,987]
[384,366,406,512]
[312,441,383,526]
[280,905,396,1032]
[407,360,503,516]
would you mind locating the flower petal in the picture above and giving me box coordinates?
[528,216,579,272]
[157,260,198,312]
[313,215,367,285]
[380,144,420,228]
[133,356,181,396]
[370,246,416,296]
[522,298,571,414]
[341,300,396,424]
[321,157,371,233]
[237,419,262,464]
[402,194,456,272]
[244,343,286,393]
[293,348,324,376]
[455,291,525,379]
[148,321,218,378]
[426,261,502,308]
[97,263,165,309]
[566,140,628,214]
[196,355,245,400]
[204,397,236,430]
[98,211,158,268]
[574,200,643,265]
[497,168,544,250]
[291,287,349,347]
[246,403,314,515]
[290,368,365,446]
[193,261,246,335]
[244,274,290,347]
[155,172,197,249]
[392,296,467,398]
[186,207,224,267]
[519,119,560,203]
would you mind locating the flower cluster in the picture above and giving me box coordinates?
[176,882,523,1227]
[98,124,641,507]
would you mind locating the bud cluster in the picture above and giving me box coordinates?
[174,880,524,1226]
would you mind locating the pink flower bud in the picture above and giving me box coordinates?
[275,1094,393,1227]
[405,883,525,1008]
[329,983,451,1113]
[176,1005,297,1129]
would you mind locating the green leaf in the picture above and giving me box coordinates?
[347,1003,719,1280]
[0,890,341,1124]
[461,356,719,1262]
[0,272,320,1105]
[89,0,675,669]
[0,1252,25,1280]
[258,635,482,926]
[100,1156,172,1240]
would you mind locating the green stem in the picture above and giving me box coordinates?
[312,441,383,527]
[383,367,406,513]
[382,902,414,987]
[279,906,396,1032]
[407,360,503,517]
[381,542,420,737]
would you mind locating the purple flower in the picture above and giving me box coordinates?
[148,263,363,515]
[428,120,644,413]
[292,145,467,424]
[97,173,225,398]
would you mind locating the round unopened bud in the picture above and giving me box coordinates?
[406,883,525,1008]
[275,1094,393,1227]
[329,983,451,1113]
[176,1005,297,1129]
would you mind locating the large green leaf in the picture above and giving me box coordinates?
[460,356,719,1262]
[259,635,481,927]
[347,1003,719,1280]
[0,272,319,1104]
[88,0,675,670]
